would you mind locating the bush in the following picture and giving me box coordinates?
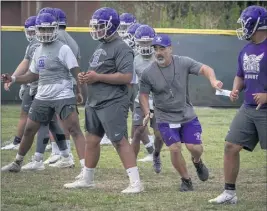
[100,1,265,29]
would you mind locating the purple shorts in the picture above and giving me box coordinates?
[157,117,202,146]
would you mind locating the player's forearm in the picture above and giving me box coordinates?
[232,76,244,91]
[199,65,217,83]
[12,59,30,77]
[97,72,132,85]
[70,67,83,94]
[14,71,39,84]
[139,93,150,116]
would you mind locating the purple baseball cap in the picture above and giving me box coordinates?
[152,34,172,47]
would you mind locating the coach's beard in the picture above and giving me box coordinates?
[155,56,165,65]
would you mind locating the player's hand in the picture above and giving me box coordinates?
[4,82,12,91]
[230,89,239,102]
[252,93,267,110]
[143,112,150,126]
[211,79,223,91]
[78,72,86,84]
[76,93,83,105]
[1,74,12,84]
[83,71,99,84]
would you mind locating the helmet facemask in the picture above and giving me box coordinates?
[118,22,132,38]
[236,17,260,40]
[25,26,36,42]
[123,33,135,48]
[36,23,58,43]
[89,18,116,41]
[135,38,154,56]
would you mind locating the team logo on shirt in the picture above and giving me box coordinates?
[243,52,264,74]
[89,48,107,68]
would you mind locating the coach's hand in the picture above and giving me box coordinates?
[230,90,239,102]
[83,71,99,84]
[211,79,223,91]
[1,74,12,84]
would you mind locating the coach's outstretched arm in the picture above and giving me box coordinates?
[199,64,223,90]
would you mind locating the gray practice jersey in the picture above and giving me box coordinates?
[30,40,79,100]
[87,36,134,108]
[140,55,203,124]
[134,54,155,110]
[24,38,41,90]
[57,29,81,85]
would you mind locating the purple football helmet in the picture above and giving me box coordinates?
[118,13,136,37]
[236,5,267,40]
[35,13,58,43]
[89,7,120,41]
[123,23,142,49]
[54,8,67,26]
[38,7,57,18]
[134,25,156,56]
[24,16,36,42]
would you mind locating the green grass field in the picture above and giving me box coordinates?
[1,105,266,211]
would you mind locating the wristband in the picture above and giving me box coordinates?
[11,76,16,83]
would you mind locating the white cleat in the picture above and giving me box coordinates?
[75,168,84,180]
[22,159,45,171]
[138,154,153,162]
[1,143,20,150]
[121,181,144,194]
[1,161,22,172]
[209,190,238,204]
[64,179,95,189]
[43,153,61,165]
[49,155,75,168]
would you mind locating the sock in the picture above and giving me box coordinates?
[66,140,71,153]
[13,136,21,145]
[80,159,85,168]
[181,177,192,183]
[34,152,44,162]
[83,167,95,182]
[60,149,69,158]
[126,166,140,185]
[52,142,60,154]
[15,154,24,165]
[225,183,236,191]
[144,142,154,154]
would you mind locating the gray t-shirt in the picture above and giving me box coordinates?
[87,37,134,108]
[24,39,41,90]
[140,55,203,124]
[30,40,79,100]
[134,54,155,109]
[58,29,81,85]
